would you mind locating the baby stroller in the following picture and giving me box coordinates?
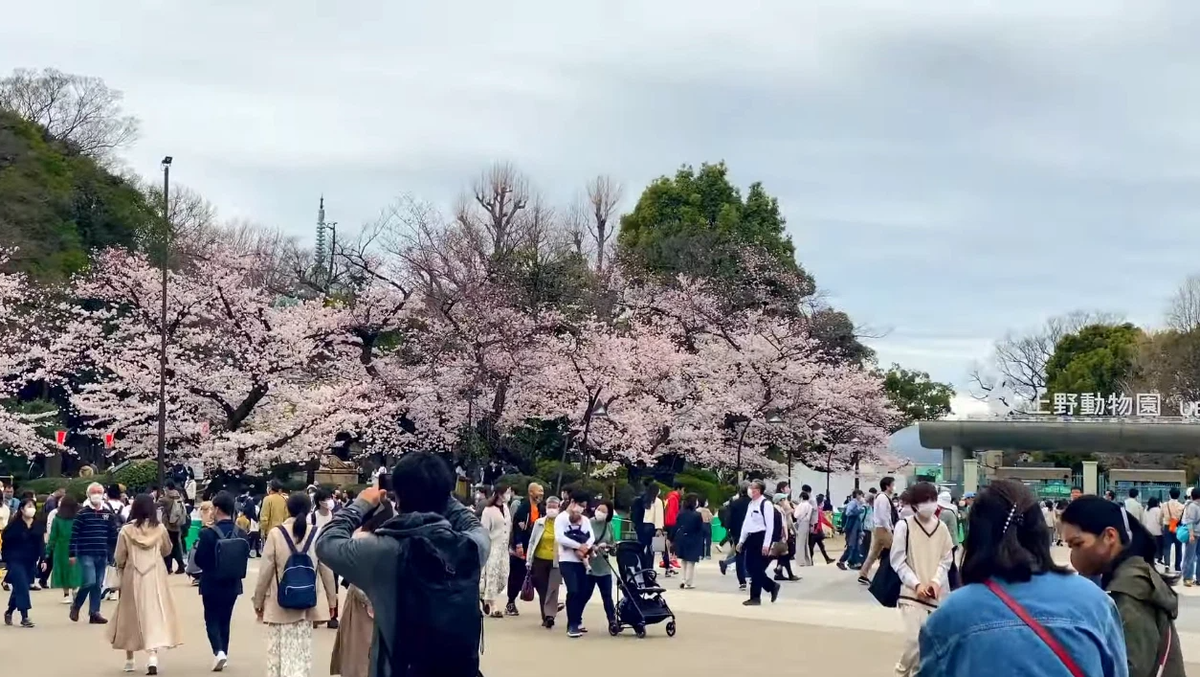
[606,540,676,638]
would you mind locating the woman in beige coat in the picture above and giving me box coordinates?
[108,494,182,675]
[330,502,392,677]
[253,493,337,677]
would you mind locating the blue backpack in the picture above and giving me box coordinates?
[275,526,318,610]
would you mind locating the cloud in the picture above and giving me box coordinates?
[2,1,1198,392]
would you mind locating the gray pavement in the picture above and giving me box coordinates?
[6,551,1200,675]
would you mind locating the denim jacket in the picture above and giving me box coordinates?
[919,572,1129,677]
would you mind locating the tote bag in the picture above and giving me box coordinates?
[868,520,909,608]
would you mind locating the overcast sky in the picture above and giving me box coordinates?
[4,1,1198,416]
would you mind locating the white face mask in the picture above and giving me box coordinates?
[595,509,608,521]
[917,502,938,518]
[88,493,104,506]
[323,500,333,511]
[545,508,559,518]
[22,506,35,518]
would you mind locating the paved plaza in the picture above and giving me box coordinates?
[6,552,1200,674]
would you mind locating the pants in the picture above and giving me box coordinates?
[530,558,561,620]
[506,554,527,605]
[743,532,778,601]
[165,530,185,573]
[855,529,872,567]
[860,527,893,578]
[896,602,934,676]
[774,556,794,578]
[38,553,52,588]
[637,523,656,572]
[1163,535,1183,571]
[809,533,831,562]
[74,554,108,616]
[681,560,696,586]
[560,562,593,629]
[662,527,674,569]
[588,574,616,622]
[701,523,712,558]
[1183,539,1198,582]
[839,527,862,564]
[5,560,33,615]
[202,594,237,654]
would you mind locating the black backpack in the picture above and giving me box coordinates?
[208,525,250,581]
[382,520,482,677]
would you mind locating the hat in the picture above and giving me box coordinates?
[963,491,976,499]
[937,491,955,510]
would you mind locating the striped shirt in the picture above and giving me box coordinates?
[69,506,119,558]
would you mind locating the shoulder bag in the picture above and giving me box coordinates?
[985,580,1084,677]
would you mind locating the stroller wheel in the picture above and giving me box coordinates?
[608,622,621,636]
[634,625,647,639]
[666,621,677,637]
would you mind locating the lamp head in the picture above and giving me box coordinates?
[161,156,173,166]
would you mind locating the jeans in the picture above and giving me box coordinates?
[701,523,712,558]
[5,560,34,615]
[1163,535,1183,571]
[839,526,862,564]
[721,548,747,584]
[74,554,108,616]
[1184,539,1199,581]
[589,573,616,622]
[559,562,593,630]
[202,594,237,654]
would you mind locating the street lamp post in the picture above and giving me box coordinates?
[156,156,173,489]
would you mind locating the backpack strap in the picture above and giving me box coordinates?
[985,580,1084,677]
[277,525,299,554]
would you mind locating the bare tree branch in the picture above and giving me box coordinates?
[0,68,139,162]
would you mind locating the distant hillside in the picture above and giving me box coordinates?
[0,109,152,280]
[889,425,943,465]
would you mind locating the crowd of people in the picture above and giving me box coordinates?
[1,468,1197,675]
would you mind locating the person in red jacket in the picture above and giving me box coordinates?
[663,482,684,575]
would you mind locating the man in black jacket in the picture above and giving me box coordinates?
[505,481,544,615]
[718,482,751,589]
[193,491,247,671]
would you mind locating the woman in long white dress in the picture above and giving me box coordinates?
[792,493,815,567]
[480,489,512,618]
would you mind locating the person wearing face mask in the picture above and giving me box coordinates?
[3,498,44,627]
[890,481,953,677]
[308,489,339,630]
[1061,496,1185,677]
[587,500,618,631]
[526,496,564,629]
[69,482,120,624]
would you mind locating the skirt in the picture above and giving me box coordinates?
[267,620,313,677]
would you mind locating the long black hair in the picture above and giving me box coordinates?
[961,479,1070,585]
[287,492,312,542]
[129,494,159,528]
[1061,495,1160,587]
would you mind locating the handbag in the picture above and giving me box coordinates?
[519,571,535,602]
[868,519,909,608]
[769,540,789,557]
[104,564,121,591]
[652,535,667,553]
[985,580,1084,677]
[1177,524,1190,544]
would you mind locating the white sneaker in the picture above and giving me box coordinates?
[147,654,158,675]
[61,593,73,604]
[123,661,135,673]
[213,652,227,672]
[30,582,42,590]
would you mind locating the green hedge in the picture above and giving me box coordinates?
[496,474,543,494]
[112,461,158,493]
[18,476,106,500]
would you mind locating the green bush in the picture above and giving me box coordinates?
[112,461,158,493]
[536,460,581,488]
[496,474,544,495]
[563,478,610,501]
[612,482,638,511]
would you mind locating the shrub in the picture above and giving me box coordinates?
[112,461,158,493]
[496,474,544,495]
[563,478,610,501]
[612,481,638,511]
[536,460,581,488]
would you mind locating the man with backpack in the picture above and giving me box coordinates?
[316,452,490,677]
[193,491,250,672]
[158,484,189,574]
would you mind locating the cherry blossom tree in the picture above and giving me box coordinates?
[54,247,356,471]
[0,252,63,457]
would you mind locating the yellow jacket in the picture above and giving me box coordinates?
[259,493,288,536]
